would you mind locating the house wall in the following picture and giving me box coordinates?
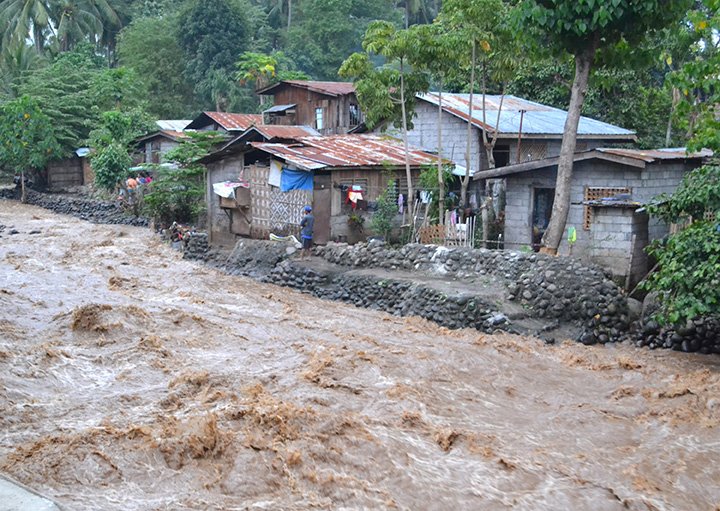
[142,138,180,164]
[589,208,649,285]
[328,168,420,241]
[206,153,244,247]
[503,159,696,283]
[271,86,361,135]
[46,156,84,190]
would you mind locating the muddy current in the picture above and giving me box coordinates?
[1,200,719,511]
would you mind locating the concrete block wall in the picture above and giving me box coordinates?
[383,102,482,174]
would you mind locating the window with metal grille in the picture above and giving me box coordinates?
[583,186,631,230]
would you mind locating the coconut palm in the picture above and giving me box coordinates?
[0,0,52,52]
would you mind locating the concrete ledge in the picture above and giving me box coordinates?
[0,475,62,511]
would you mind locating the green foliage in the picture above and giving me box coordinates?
[670,0,720,152]
[177,0,252,105]
[0,95,61,174]
[116,15,197,118]
[642,164,720,325]
[370,178,398,240]
[15,46,148,154]
[517,0,693,55]
[339,21,430,130]
[143,131,225,225]
[286,0,401,80]
[88,109,154,191]
[91,142,133,191]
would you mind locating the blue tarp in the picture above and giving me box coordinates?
[280,168,314,192]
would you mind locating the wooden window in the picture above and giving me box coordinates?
[583,186,631,230]
[349,104,361,127]
[315,107,324,130]
[493,144,510,167]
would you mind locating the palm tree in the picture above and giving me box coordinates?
[0,43,45,96]
[0,0,52,52]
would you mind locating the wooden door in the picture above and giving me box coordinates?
[313,174,331,244]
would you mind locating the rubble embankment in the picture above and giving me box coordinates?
[0,188,148,226]
[184,236,720,353]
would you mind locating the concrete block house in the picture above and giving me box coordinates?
[472,148,712,287]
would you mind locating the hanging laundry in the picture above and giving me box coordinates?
[397,193,404,214]
[280,168,314,192]
[420,190,431,204]
[345,184,364,209]
[268,160,282,188]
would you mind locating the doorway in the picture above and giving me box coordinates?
[531,188,554,251]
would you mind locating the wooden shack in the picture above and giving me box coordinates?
[257,81,362,135]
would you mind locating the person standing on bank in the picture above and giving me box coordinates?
[300,205,314,260]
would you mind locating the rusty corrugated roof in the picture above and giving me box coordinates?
[419,93,636,139]
[201,112,263,131]
[596,147,713,162]
[253,125,320,139]
[257,80,356,97]
[250,134,441,171]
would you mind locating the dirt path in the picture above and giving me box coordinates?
[1,200,719,511]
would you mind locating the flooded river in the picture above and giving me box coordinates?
[1,200,719,511]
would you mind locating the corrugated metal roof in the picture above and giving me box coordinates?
[258,80,356,97]
[202,112,263,131]
[253,125,319,139]
[156,120,192,131]
[250,134,441,171]
[419,93,636,138]
[596,147,713,162]
[264,104,296,113]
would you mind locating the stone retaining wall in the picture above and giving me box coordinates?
[0,188,147,226]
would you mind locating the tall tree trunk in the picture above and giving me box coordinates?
[437,83,444,225]
[20,170,27,203]
[541,43,596,255]
[33,23,44,53]
[460,40,476,209]
[287,0,292,29]
[400,60,414,205]
[665,87,680,147]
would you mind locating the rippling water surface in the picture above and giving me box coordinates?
[1,200,719,511]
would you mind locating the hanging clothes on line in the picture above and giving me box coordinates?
[397,193,404,214]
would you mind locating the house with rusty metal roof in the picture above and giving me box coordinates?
[471,147,712,287]
[185,112,263,132]
[257,80,362,136]
[200,133,442,246]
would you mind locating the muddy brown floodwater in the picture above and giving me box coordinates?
[1,200,719,511]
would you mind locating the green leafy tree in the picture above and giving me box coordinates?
[370,178,398,241]
[17,46,147,153]
[88,108,153,191]
[177,0,252,110]
[518,0,692,254]
[116,15,198,119]
[643,165,720,325]
[0,95,61,200]
[340,21,430,203]
[143,131,225,226]
[670,1,720,151]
